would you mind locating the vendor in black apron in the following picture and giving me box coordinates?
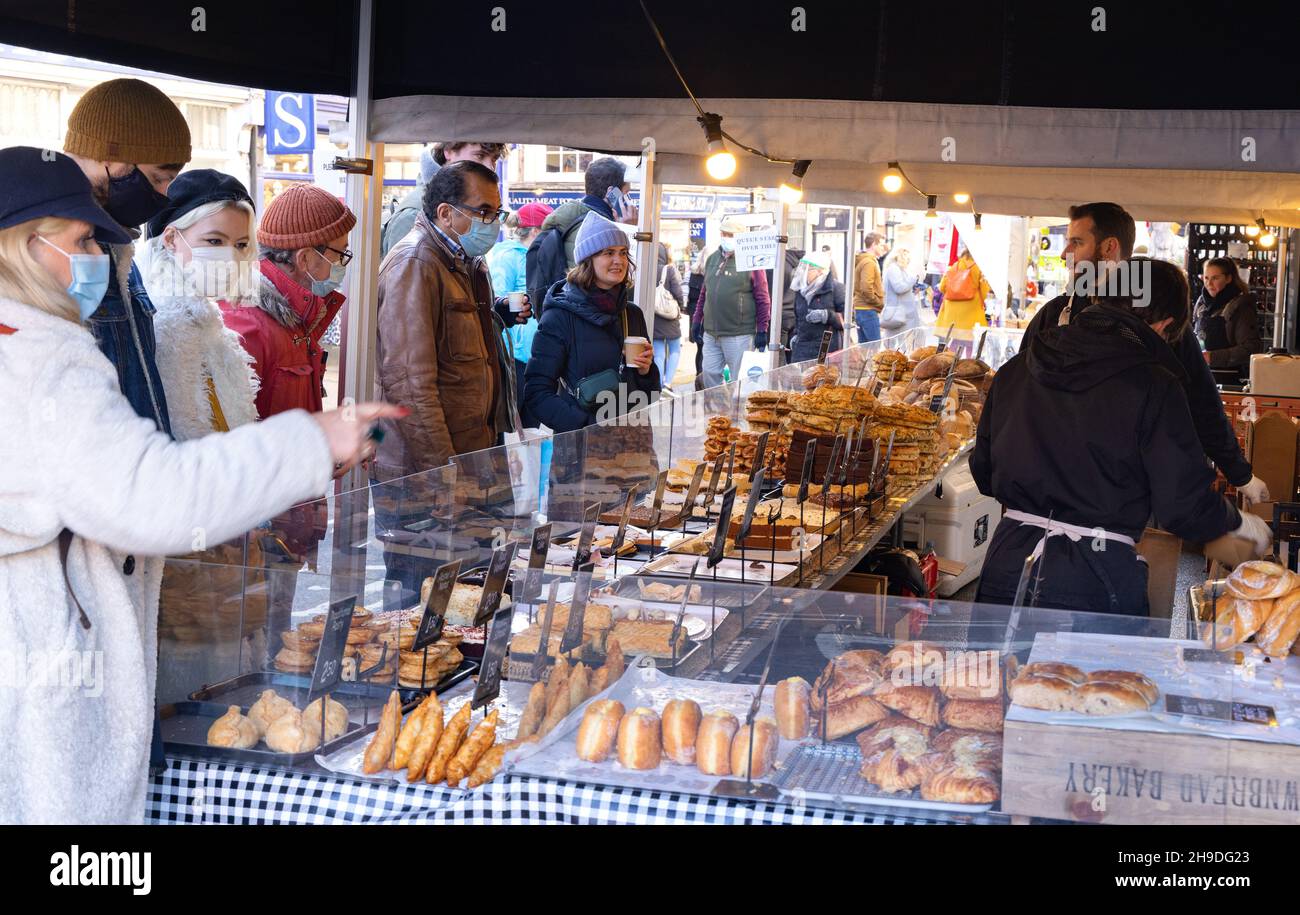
[971,258,1270,614]
[1193,256,1264,386]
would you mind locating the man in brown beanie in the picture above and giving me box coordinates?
[222,183,357,419]
[62,77,192,435]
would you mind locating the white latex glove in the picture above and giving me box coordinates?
[1238,475,1271,506]
[1232,511,1273,557]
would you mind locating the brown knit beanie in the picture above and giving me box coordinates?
[64,78,192,165]
[258,184,356,249]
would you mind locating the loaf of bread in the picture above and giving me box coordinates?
[1256,590,1300,657]
[696,710,739,775]
[661,699,702,765]
[575,699,625,762]
[730,717,779,780]
[1205,597,1274,646]
[1225,561,1297,600]
[1017,661,1086,685]
[616,707,662,770]
[1086,670,1158,706]
[774,677,811,739]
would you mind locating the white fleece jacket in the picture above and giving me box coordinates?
[0,297,333,824]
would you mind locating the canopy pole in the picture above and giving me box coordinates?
[340,0,381,409]
[633,136,660,347]
[769,201,788,365]
[844,207,857,344]
[1275,231,1290,350]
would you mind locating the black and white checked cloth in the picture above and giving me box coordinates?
[148,757,997,825]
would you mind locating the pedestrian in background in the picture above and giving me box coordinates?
[381,142,506,259]
[852,232,888,343]
[1194,256,1262,384]
[937,245,991,354]
[525,212,660,432]
[881,247,923,336]
[690,218,772,387]
[489,201,553,425]
[790,250,845,362]
[651,241,686,392]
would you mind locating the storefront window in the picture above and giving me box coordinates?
[545,146,594,175]
[184,102,227,154]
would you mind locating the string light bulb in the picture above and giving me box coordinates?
[953,192,970,205]
[699,113,736,181]
[1258,218,1276,248]
[778,159,811,204]
[1246,223,1260,237]
[883,162,904,193]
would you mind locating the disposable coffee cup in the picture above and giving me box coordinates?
[508,292,528,312]
[624,336,651,362]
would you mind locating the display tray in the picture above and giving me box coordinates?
[770,742,995,814]
[668,526,824,563]
[639,551,799,584]
[161,700,371,767]
[209,661,478,711]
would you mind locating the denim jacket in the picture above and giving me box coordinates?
[86,244,172,437]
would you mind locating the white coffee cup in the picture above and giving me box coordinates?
[508,292,528,312]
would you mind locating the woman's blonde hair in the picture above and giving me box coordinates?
[0,217,82,322]
[144,199,257,303]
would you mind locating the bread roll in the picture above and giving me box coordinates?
[1071,681,1149,716]
[940,698,1005,733]
[575,699,625,763]
[1207,597,1274,646]
[1008,673,1076,711]
[1085,670,1158,706]
[616,707,662,770]
[1256,589,1300,657]
[774,677,811,739]
[729,717,779,780]
[696,710,738,775]
[1226,561,1297,600]
[660,699,702,765]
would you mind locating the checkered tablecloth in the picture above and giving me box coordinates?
[147,757,992,825]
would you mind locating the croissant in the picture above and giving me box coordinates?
[207,705,258,749]
[920,761,1000,804]
[856,718,937,793]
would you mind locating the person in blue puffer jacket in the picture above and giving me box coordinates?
[489,201,552,427]
[525,211,660,432]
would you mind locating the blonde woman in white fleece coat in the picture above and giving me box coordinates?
[0,147,403,823]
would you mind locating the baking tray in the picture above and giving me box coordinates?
[639,551,799,585]
[769,742,995,814]
[161,700,371,767]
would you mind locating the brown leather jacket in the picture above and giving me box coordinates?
[374,212,503,478]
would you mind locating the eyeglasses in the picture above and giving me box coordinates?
[450,203,508,226]
[319,245,354,267]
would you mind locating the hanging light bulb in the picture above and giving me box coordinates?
[953,192,971,205]
[699,113,736,181]
[924,195,938,227]
[882,162,904,194]
[1245,223,1260,238]
[974,212,983,232]
[1254,217,1275,247]
[778,159,811,204]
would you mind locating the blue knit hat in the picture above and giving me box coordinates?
[574,210,629,264]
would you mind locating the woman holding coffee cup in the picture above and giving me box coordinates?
[524,211,660,432]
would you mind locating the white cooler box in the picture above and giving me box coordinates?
[913,456,1000,596]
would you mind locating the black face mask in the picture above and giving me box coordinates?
[105,166,169,228]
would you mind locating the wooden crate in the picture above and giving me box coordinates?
[1002,718,1300,824]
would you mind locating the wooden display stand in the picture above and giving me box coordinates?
[1001,721,1300,825]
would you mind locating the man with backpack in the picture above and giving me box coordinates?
[381,142,506,259]
[528,157,637,316]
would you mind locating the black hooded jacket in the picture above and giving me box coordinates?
[1023,294,1251,486]
[972,305,1240,543]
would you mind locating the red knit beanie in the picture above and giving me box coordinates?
[258,184,356,249]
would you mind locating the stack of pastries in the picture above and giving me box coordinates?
[807,643,1005,803]
[1202,561,1300,657]
[572,675,810,780]
[1008,662,1159,715]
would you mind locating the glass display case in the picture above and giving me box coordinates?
[155,328,1300,826]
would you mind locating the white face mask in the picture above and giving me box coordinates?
[176,233,249,299]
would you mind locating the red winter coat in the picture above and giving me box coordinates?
[221,260,344,419]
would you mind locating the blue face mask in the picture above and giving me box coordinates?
[309,248,347,297]
[449,205,500,258]
[37,235,111,321]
